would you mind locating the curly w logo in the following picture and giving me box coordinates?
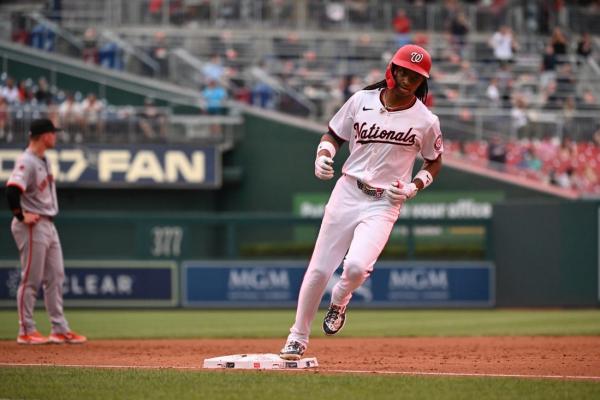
[410,52,424,63]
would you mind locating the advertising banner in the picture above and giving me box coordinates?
[182,261,494,308]
[0,144,220,188]
[0,260,178,307]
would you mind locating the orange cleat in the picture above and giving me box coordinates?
[48,331,87,344]
[17,331,49,345]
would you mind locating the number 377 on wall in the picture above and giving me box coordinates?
[150,226,184,257]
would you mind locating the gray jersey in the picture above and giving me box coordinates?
[7,149,58,216]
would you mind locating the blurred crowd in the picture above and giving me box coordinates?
[0,74,169,143]
[4,0,600,195]
[448,133,600,194]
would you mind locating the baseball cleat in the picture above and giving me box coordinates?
[322,304,347,335]
[279,340,306,360]
[17,331,49,345]
[48,331,87,344]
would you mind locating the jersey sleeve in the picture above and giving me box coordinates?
[327,92,360,142]
[420,116,444,161]
[6,158,33,192]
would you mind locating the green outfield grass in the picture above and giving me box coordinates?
[1,309,599,339]
[1,367,599,400]
[1,309,599,400]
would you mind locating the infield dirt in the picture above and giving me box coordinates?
[1,337,600,378]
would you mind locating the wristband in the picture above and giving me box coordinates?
[413,170,433,189]
[317,141,336,158]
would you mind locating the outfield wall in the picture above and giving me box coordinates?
[0,204,598,307]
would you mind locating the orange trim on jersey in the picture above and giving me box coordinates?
[6,182,25,192]
[18,224,34,335]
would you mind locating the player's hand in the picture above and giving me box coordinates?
[315,155,334,180]
[386,180,418,204]
[22,211,40,225]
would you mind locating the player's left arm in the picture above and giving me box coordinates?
[411,116,444,192]
[413,154,442,190]
[387,118,443,202]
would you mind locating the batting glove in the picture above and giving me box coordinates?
[386,180,418,204]
[315,155,334,180]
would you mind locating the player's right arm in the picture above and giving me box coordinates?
[315,92,358,180]
[7,159,40,225]
[6,185,39,224]
[314,134,338,180]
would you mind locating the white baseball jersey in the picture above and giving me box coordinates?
[7,149,59,216]
[328,88,444,188]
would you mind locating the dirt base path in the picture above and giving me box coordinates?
[2,337,600,379]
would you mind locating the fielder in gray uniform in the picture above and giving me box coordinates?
[6,118,86,345]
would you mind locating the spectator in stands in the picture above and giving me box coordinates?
[150,31,169,78]
[537,134,558,164]
[549,27,568,64]
[555,63,576,97]
[11,20,29,45]
[99,40,124,70]
[558,136,577,166]
[251,81,275,109]
[561,95,577,133]
[47,98,61,132]
[519,147,542,171]
[148,0,164,23]
[202,80,227,115]
[1,78,20,105]
[541,79,561,110]
[34,77,53,106]
[323,2,346,27]
[485,77,501,108]
[594,128,600,147]
[576,32,592,63]
[448,11,469,58]
[551,167,573,189]
[488,134,507,166]
[511,95,529,137]
[202,54,225,84]
[58,92,82,141]
[579,89,598,110]
[540,44,557,89]
[138,97,167,140]
[494,63,514,106]
[82,28,99,65]
[341,75,362,101]
[17,80,34,104]
[392,9,412,48]
[0,96,8,140]
[489,25,518,65]
[80,93,104,140]
[30,23,55,52]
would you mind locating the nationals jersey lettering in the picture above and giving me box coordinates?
[329,88,443,188]
[353,122,416,145]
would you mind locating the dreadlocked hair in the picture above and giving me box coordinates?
[363,64,429,103]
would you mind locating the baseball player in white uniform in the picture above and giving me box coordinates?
[6,118,86,345]
[280,44,443,360]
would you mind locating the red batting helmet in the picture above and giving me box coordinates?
[385,44,432,89]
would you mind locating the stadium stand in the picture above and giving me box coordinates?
[1,0,599,195]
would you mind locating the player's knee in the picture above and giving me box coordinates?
[305,267,329,285]
[343,259,369,282]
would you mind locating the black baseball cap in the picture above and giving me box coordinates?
[29,118,62,137]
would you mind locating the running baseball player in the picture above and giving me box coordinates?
[6,118,86,345]
[280,44,443,360]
